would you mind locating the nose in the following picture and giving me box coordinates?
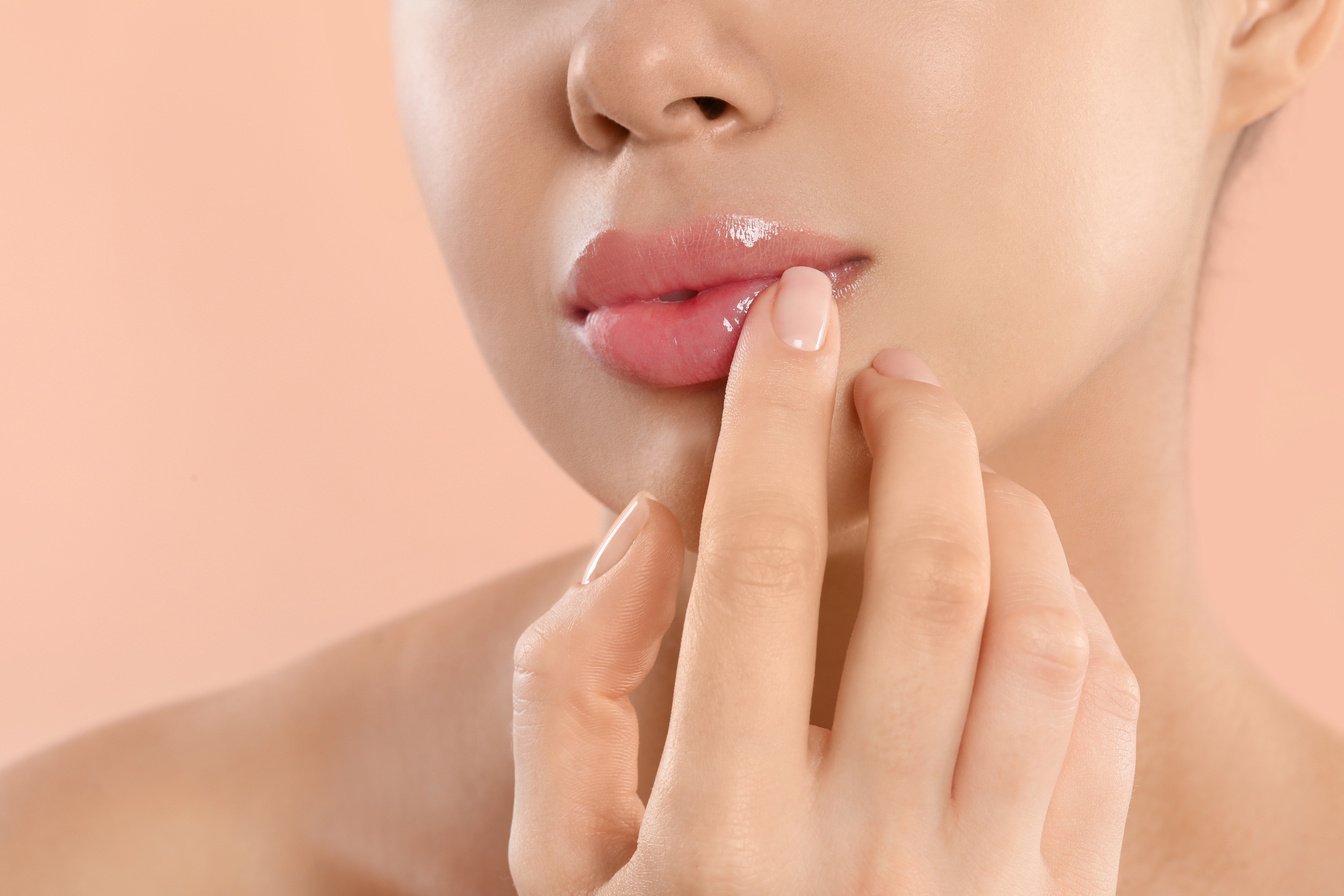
[566,1,778,152]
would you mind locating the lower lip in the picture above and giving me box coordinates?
[573,259,871,388]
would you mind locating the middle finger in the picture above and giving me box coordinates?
[825,349,991,820]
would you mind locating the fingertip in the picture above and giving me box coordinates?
[777,264,839,352]
[849,363,889,407]
[851,347,941,405]
[870,346,941,385]
[742,265,840,357]
[580,492,654,586]
[639,491,685,563]
[582,491,683,651]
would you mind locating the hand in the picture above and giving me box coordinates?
[508,266,1140,894]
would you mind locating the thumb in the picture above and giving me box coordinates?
[508,490,684,896]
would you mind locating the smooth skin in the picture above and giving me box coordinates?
[3,0,1344,893]
[510,267,1139,894]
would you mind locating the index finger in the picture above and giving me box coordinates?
[658,265,841,794]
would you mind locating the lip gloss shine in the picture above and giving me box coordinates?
[562,213,871,387]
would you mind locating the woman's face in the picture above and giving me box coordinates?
[390,1,1230,549]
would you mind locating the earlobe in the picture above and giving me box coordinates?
[1214,0,1344,135]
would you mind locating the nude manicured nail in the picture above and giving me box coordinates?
[771,266,831,351]
[580,491,653,585]
[871,346,940,385]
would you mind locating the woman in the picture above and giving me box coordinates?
[2,1,1342,892]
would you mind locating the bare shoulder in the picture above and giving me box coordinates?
[0,543,596,895]
[0,660,324,891]
[281,541,596,893]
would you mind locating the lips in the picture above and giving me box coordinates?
[562,213,871,387]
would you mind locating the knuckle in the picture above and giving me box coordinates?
[510,622,569,702]
[997,605,1091,692]
[511,625,547,679]
[699,504,824,602]
[868,386,977,448]
[698,540,813,606]
[1086,651,1143,724]
[895,533,991,631]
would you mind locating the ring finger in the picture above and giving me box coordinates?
[950,469,1089,845]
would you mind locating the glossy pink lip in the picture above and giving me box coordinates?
[562,213,871,387]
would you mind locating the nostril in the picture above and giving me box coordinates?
[693,96,728,120]
[593,115,629,143]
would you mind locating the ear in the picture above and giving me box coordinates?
[1214,0,1344,136]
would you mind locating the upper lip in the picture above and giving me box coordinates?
[562,212,870,314]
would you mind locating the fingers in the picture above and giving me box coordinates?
[1040,578,1139,892]
[661,266,840,794]
[950,470,1089,844]
[826,351,991,819]
[509,492,684,896]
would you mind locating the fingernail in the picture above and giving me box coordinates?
[771,266,832,352]
[580,491,653,585]
[871,347,940,385]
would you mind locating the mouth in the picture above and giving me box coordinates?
[561,213,872,387]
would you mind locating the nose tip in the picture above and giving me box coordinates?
[565,7,777,152]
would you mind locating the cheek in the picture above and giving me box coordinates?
[392,9,666,523]
[837,2,1207,437]
[809,2,1208,533]
[392,5,577,401]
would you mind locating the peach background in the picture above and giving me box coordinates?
[1,3,1341,767]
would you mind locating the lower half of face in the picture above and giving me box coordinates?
[391,0,1221,551]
